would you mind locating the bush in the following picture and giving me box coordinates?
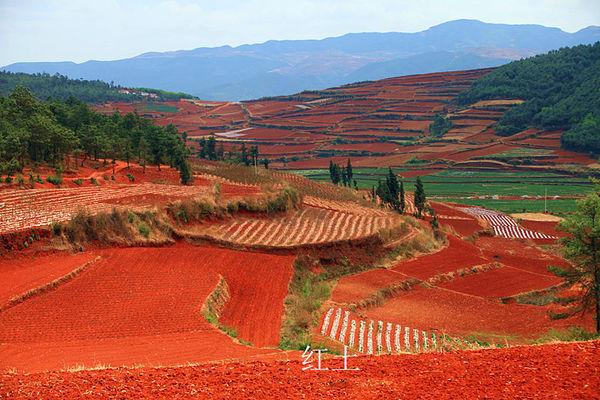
[90,177,98,185]
[138,222,150,238]
[46,175,62,186]
[73,178,83,186]
[5,176,12,184]
[126,173,135,182]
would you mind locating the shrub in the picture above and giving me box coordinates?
[46,175,62,186]
[126,173,135,182]
[73,178,83,186]
[138,222,150,238]
[90,177,98,185]
[5,176,13,184]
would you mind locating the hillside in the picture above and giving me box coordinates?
[458,42,600,153]
[3,20,600,100]
[0,71,195,103]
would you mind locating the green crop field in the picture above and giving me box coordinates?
[289,167,593,214]
[143,103,179,113]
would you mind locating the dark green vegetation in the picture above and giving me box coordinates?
[555,189,600,332]
[0,71,194,103]
[0,86,192,183]
[458,42,600,153]
[429,114,453,137]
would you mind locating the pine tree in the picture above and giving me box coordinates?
[386,167,400,211]
[346,158,353,183]
[414,177,426,217]
[198,137,207,159]
[399,181,405,213]
[328,160,335,184]
[207,135,216,160]
[341,167,348,187]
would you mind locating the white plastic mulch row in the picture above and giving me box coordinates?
[458,207,556,239]
[320,307,442,355]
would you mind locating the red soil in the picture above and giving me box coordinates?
[362,285,592,339]
[3,341,598,399]
[475,236,570,275]
[439,265,561,298]
[391,235,488,279]
[0,251,97,306]
[0,243,294,372]
[520,220,569,238]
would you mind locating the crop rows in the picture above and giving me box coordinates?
[0,184,210,234]
[194,206,400,248]
[319,307,469,354]
[458,207,556,239]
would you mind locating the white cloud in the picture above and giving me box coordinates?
[0,0,599,65]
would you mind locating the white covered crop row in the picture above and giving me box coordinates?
[459,207,556,240]
[320,307,447,355]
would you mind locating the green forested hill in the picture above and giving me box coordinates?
[458,42,600,153]
[0,71,195,104]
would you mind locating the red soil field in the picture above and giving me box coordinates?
[0,251,97,306]
[0,244,294,372]
[519,220,569,238]
[475,236,570,275]
[4,341,597,399]
[390,235,488,279]
[438,265,561,298]
[362,285,592,339]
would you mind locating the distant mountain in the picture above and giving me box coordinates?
[3,19,600,101]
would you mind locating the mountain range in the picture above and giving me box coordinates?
[3,19,600,101]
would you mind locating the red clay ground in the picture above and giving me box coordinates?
[0,252,96,306]
[0,243,294,373]
[2,341,598,399]
[361,285,592,339]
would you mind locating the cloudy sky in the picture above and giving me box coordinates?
[1,0,599,66]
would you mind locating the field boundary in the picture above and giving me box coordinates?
[0,255,102,313]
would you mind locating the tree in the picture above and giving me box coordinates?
[557,191,600,332]
[198,137,207,159]
[399,181,406,213]
[414,177,426,217]
[341,167,348,187]
[240,143,250,166]
[386,167,400,212]
[262,158,269,169]
[346,158,353,183]
[376,180,391,205]
[331,163,342,185]
[207,135,217,160]
[328,160,335,183]
[429,114,452,137]
[250,145,259,170]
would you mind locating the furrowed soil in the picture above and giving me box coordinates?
[0,243,294,373]
[2,341,598,399]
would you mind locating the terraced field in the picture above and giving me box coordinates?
[179,197,403,248]
[98,69,597,173]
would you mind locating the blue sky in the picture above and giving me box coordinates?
[1,0,599,66]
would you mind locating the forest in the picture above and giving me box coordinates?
[0,86,192,183]
[0,71,195,103]
[458,42,600,153]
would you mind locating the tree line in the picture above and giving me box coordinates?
[0,86,192,184]
[0,71,195,104]
[328,159,429,218]
[457,42,600,154]
[197,137,269,169]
